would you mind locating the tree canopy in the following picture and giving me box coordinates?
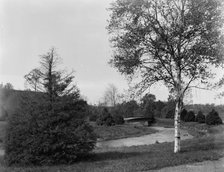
[108,0,224,96]
[107,0,224,153]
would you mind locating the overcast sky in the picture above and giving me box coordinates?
[1,0,224,104]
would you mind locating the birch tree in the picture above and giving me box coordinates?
[107,0,224,153]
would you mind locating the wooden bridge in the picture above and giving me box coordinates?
[124,116,150,123]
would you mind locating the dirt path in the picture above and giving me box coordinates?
[97,126,193,148]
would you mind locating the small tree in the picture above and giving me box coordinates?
[205,109,223,125]
[103,84,119,106]
[96,108,115,126]
[184,110,195,122]
[24,68,42,92]
[140,94,156,125]
[180,109,188,121]
[4,83,14,90]
[113,114,125,125]
[196,111,205,123]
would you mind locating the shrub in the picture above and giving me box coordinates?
[142,101,156,126]
[161,100,175,118]
[96,108,115,126]
[205,109,223,125]
[113,114,125,125]
[5,98,97,166]
[0,106,8,121]
[180,109,187,121]
[165,109,175,119]
[195,111,205,123]
[184,110,195,122]
[110,106,124,125]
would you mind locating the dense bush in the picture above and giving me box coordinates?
[180,109,187,121]
[205,109,223,125]
[96,108,115,126]
[195,111,205,123]
[184,110,195,122]
[5,97,96,165]
[165,109,175,119]
[142,101,156,126]
[161,100,175,119]
[88,105,101,122]
[0,105,8,121]
[113,114,125,125]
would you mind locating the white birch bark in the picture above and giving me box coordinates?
[174,70,183,153]
[174,98,181,153]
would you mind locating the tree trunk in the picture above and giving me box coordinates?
[174,96,182,153]
[174,69,183,153]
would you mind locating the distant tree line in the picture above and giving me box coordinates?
[88,93,223,126]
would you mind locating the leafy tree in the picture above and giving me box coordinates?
[107,0,224,152]
[96,108,115,126]
[154,100,166,118]
[184,110,195,122]
[161,100,176,118]
[180,109,188,121]
[24,68,42,92]
[141,94,156,107]
[140,94,156,125]
[195,111,205,123]
[120,100,139,117]
[113,113,125,125]
[4,83,14,90]
[205,109,223,125]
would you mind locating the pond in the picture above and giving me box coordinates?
[96,126,193,148]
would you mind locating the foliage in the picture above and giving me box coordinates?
[110,100,139,118]
[5,96,96,165]
[5,49,96,165]
[96,108,115,126]
[107,0,224,152]
[112,114,125,125]
[154,101,166,118]
[0,105,8,121]
[205,109,223,125]
[161,100,176,119]
[108,0,224,102]
[195,111,205,123]
[181,109,188,121]
[142,101,156,125]
[140,94,156,125]
[184,110,196,122]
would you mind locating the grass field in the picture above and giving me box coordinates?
[1,132,223,172]
[0,120,223,171]
[93,122,158,141]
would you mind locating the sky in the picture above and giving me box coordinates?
[0,0,224,105]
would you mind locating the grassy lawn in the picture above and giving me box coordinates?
[1,133,223,172]
[154,118,174,128]
[93,123,158,141]
[0,120,224,171]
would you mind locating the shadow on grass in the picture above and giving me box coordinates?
[79,151,145,162]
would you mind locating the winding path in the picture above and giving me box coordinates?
[97,126,193,148]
